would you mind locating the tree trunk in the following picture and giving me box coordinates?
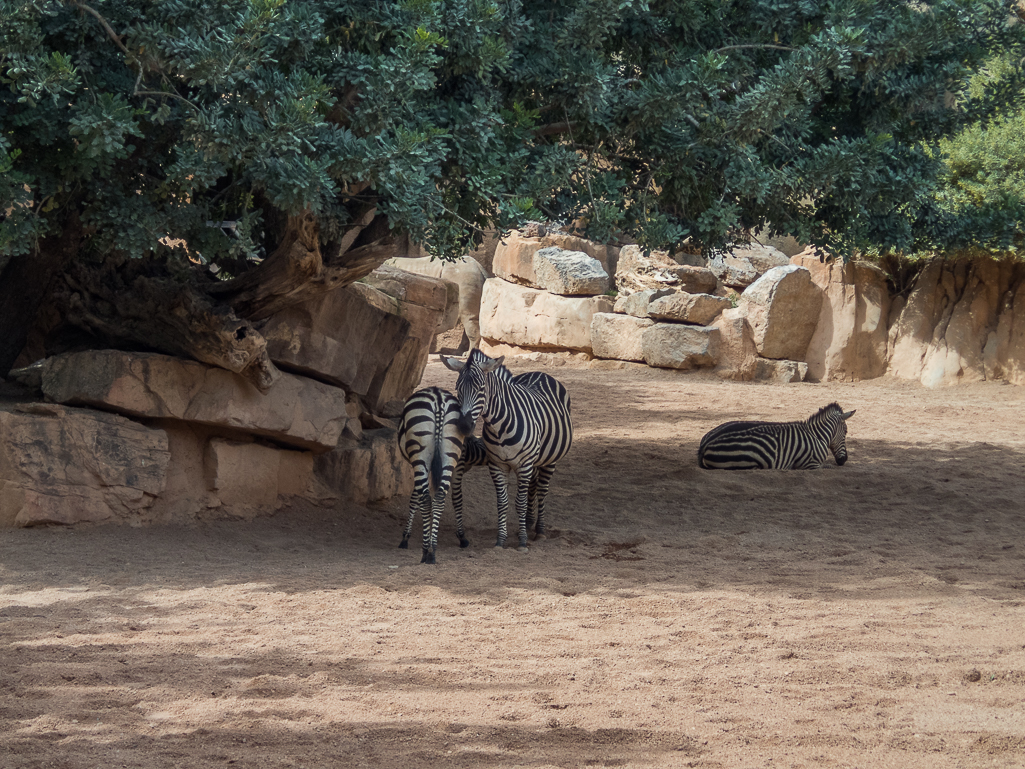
[0,213,81,377]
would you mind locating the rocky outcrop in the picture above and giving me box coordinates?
[0,402,170,526]
[709,243,790,289]
[738,265,823,361]
[314,428,412,506]
[613,288,674,318]
[533,247,610,296]
[493,229,614,286]
[647,292,732,326]
[887,257,1025,387]
[615,246,717,295]
[479,278,614,353]
[793,251,891,382]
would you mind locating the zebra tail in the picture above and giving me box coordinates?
[429,430,444,498]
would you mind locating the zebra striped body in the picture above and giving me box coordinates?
[698,403,856,470]
[396,387,471,563]
[442,350,573,550]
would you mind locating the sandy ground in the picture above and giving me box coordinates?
[2,358,1025,769]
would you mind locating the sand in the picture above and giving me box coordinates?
[2,358,1024,768]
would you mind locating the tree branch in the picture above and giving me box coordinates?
[74,2,130,56]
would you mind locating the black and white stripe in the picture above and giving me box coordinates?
[396,387,471,563]
[698,403,856,470]
[442,349,573,550]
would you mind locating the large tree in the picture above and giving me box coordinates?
[2,0,1022,382]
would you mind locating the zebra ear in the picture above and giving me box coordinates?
[481,355,505,373]
[841,409,856,420]
[440,355,466,372]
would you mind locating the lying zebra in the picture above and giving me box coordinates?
[396,387,473,564]
[698,403,856,470]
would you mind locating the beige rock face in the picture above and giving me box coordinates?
[709,243,790,289]
[793,251,891,382]
[739,265,823,361]
[887,257,1025,387]
[710,308,759,380]
[616,246,717,295]
[641,324,721,370]
[647,292,732,326]
[752,359,809,383]
[613,288,674,318]
[37,350,348,452]
[590,313,655,362]
[314,428,413,506]
[262,284,411,395]
[204,438,314,509]
[0,402,169,527]
[493,230,612,288]
[532,247,610,296]
[479,278,614,353]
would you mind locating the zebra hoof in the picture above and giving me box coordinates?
[517,545,529,553]
[421,551,437,565]
[458,538,470,549]
[533,533,547,542]
[494,543,505,550]
[398,540,409,549]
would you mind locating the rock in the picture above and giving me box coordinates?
[647,292,732,325]
[590,313,655,362]
[615,245,715,295]
[204,438,314,509]
[887,257,1025,387]
[36,350,348,452]
[613,288,674,318]
[752,359,809,383]
[793,250,891,382]
[709,308,759,380]
[641,324,721,370]
[493,230,612,288]
[478,278,614,353]
[385,255,489,348]
[709,243,790,288]
[739,265,823,361]
[0,402,170,527]
[532,247,610,296]
[262,284,410,396]
[314,428,413,506]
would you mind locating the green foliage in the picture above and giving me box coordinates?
[1,0,1023,269]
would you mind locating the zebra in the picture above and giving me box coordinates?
[396,386,473,563]
[441,349,573,551]
[698,403,856,470]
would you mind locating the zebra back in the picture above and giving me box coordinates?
[397,387,467,495]
[698,403,854,470]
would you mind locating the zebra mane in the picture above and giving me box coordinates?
[807,402,843,423]
[469,348,513,381]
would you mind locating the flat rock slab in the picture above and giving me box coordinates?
[641,324,721,370]
[533,247,610,296]
[37,350,348,452]
[0,402,170,527]
[590,313,654,363]
[647,292,732,325]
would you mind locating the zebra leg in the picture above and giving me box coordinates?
[531,466,556,540]
[400,486,427,549]
[489,464,510,549]
[421,489,446,564]
[525,469,539,531]
[451,463,470,548]
[515,465,534,551]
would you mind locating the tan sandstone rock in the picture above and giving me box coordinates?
[385,255,489,348]
[792,251,891,382]
[0,402,170,527]
[479,278,614,353]
[615,246,718,295]
[613,288,674,318]
[647,292,732,326]
[753,359,809,383]
[36,350,348,452]
[493,229,612,288]
[590,313,655,362]
[641,324,721,370]
[533,247,610,296]
[314,428,413,506]
[709,243,790,289]
[739,265,823,361]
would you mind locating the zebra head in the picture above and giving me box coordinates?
[440,349,506,435]
[822,404,856,466]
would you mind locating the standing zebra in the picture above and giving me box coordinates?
[442,349,573,551]
[698,403,856,470]
[396,387,473,563]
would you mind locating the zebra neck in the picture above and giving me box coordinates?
[807,415,838,440]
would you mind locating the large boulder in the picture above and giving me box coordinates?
[493,229,612,287]
[641,324,720,370]
[709,308,759,380]
[887,257,1025,387]
[646,292,732,326]
[752,359,809,383]
[792,250,891,382]
[709,243,790,289]
[262,283,411,395]
[533,247,610,296]
[314,428,413,506]
[590,313,655,362]
[33,350,350,452]
[615,245,717,295]
[738,265,823,361]
[613,288,674,318]
[479,278,614,353]
[0,402,170,527]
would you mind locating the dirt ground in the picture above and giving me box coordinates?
[2,357,1025,769]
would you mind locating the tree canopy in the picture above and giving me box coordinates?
[2,0,1023,377]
